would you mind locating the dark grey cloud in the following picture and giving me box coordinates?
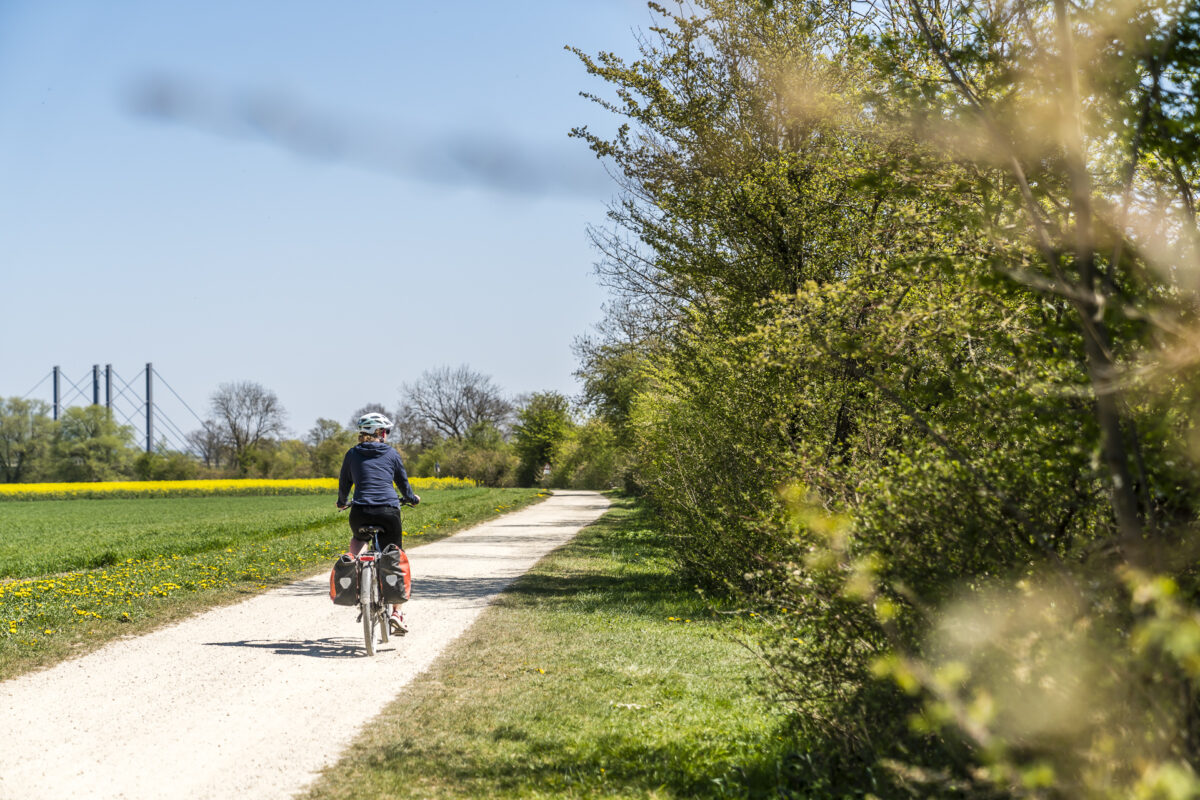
[126,74,611,198]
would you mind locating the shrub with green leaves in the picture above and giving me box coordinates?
[572,0,1200,794]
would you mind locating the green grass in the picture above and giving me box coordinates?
[0,488,544,679]
[301,498,795,800]
[0,488,535,579]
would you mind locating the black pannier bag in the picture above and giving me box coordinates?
[329,554,360,606]
[378,544,411,604]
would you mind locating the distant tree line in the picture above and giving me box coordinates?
[0,386,348,483]
[0,366,621,488]
[354,364,624,489]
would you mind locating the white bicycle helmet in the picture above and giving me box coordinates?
[356,412,393,434]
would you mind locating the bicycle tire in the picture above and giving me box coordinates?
[360,563,376,656]
[371,570,388,644]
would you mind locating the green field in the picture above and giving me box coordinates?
[0,488,535,579]
[0,488,543,679]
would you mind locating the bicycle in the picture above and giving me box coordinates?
[349,500,414,656]
[354,526,391,656]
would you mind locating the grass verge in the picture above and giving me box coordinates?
[301,497,794,800]
[0,487,544,680]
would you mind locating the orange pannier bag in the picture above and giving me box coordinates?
[378,544,411,603]
[329,554,359,605]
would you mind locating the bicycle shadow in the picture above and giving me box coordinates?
[202,637,386,658]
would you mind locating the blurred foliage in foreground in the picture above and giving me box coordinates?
[572,0,1200,795]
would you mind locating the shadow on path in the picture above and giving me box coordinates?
[437,531,565,544]
[484,522,582,529]
[202,637,381,659]
[409,574,518,602]
[275,582,328,597]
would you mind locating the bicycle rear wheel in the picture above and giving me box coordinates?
[360,563,376,656]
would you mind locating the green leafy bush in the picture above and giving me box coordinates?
[571,0,1200,794]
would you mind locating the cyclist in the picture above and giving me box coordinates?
[337,412,420,635]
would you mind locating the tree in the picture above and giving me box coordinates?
[307,418,355,477]
[52,405,136,481]
[512,392,573,486]
[244,438,311,478]
[571,0,1200,793]
[862,0,1200,548]
[547,417,625,490]
[389,404,440,452]
[208,381,287,472]
[133,449,198,480]
[0,398,53,482]
[573,333,652,449]
[413,422,518,487]
[186,422,228,469]
[400,365,513,440]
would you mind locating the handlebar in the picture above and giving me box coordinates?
[338,498,419,512]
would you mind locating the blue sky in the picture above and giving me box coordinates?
[0,0,649,443]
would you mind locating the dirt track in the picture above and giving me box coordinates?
[0,490,609,800]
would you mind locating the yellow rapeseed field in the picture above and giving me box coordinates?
[0,476,475,501]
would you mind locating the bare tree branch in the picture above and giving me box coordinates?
[400,365,513,440]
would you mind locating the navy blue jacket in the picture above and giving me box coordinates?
[337,442,419,507]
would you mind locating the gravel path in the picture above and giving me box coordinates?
[0,490,609,800]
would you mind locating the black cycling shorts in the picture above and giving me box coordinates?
[348,504,403,550]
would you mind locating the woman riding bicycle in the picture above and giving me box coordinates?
[337,412,420,634]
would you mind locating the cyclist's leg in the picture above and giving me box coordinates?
[347,505,371,556]
[378,506,403,551]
